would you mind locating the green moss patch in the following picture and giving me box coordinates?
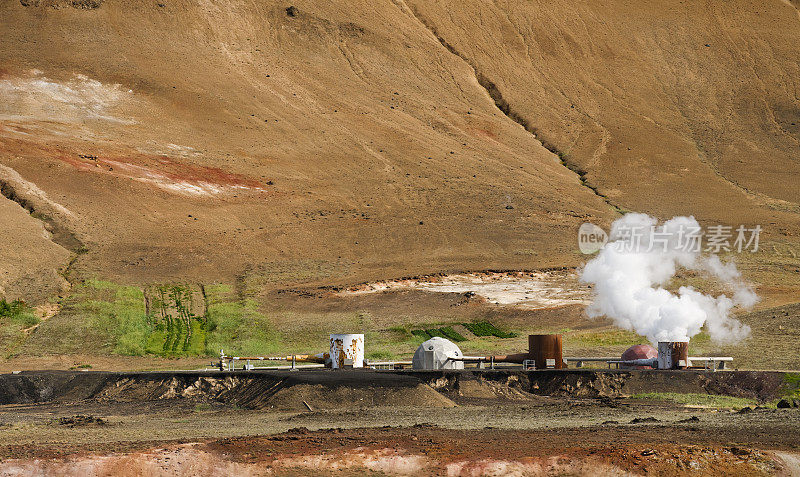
[462,321,517,338]
[39,280,281,358]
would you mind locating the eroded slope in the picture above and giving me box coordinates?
[0,0,616,300]
[0,0,798,305]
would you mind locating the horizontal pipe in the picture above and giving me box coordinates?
[489,353,530,364]
[446,353,530,364]
[366,360,413,366]
[447,356,490,361]
[246,364,326,370]
[224,353,329,363]
[607,358,658,368]
[565,357,619,361]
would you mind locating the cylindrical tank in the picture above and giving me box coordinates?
[528,334,565,369]
[621,344,658,369]
[657,341,689,369]
[412,337,464,370]
[329,334,365,369]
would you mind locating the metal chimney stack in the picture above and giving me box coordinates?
[329,334,365,369]
[657,341,689,369]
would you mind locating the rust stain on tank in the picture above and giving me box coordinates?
[331,338,345,368]
[528,334,565,369]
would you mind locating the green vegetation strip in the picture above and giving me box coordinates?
[0,299,39,328]
[146,285,206,357]
[0,299,40,356]
[410,329,430,340]
[562,329,647,347]
[410,321,516,340]
[409,326,467,342]
[204,284,281,357]
[60,280,280,358]
[784,373,800,398]
[462,321,517,338]
[630,392,759,409]
[440,326,466,342]
[74,280,152,356]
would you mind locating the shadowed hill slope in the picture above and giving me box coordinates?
[0,0,798,303]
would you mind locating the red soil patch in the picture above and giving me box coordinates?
[468,127,499,140]
[201,425,787,475]
[1,426,786,475]
[60,152,268,194]
[0,124,270,197]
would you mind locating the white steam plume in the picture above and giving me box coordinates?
[580,214,755,344]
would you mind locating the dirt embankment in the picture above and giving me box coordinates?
[1,370,799,475]
[424,369,790,402]
[0,369,791,410]
[0,370,455,411]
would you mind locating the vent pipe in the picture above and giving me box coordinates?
[329,334,365,369]
[657,341,689,369]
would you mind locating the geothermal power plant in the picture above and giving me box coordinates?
[217,333,732,372]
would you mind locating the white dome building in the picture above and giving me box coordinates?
[412,337,464,370]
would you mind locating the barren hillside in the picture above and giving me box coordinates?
[1,0,798,302]
[408,0,800,221]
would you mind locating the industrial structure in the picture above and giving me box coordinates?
[329,333,365,369]
[412,337,465,370]
[216,333,732,372]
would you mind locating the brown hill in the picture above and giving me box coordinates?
[0,0,798,303]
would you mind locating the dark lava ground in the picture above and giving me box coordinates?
[1,369,799,475]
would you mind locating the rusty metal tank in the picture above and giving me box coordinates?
[528,334,565,369]
[329,334,365,369]
[657,341,689,369]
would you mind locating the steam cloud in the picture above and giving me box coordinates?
[580,214,755,344]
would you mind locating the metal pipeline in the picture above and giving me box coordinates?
[607,358,658,368]
[482,335,566,368]
[486,353,529,364]
[448,354,532,364]
[221,353,329,363]
[269,353,329,363]
[453,335,566,368]
[218,351,330,370]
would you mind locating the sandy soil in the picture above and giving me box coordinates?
[0,6,798,473]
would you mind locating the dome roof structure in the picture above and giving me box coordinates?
[412,337,464,370]
[621,344,658,369]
